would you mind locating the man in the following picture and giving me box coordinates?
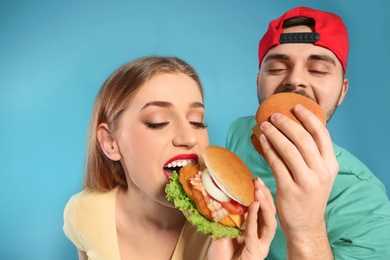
[226,6,390,259]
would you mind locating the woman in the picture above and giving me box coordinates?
[63,56,276,259]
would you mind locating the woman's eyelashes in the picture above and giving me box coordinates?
[144,121,207,130]
[144,122,169,130]
[190,122,207,129]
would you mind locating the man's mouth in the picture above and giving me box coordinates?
[164,159,197,180]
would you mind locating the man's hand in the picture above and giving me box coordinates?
[259,104,338,259]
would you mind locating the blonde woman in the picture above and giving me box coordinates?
[63,56,276,260]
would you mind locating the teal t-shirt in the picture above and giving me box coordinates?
[226,116,390,259]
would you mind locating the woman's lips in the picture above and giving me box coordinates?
[163,154,198,180]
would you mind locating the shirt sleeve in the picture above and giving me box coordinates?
[63,193,85,251]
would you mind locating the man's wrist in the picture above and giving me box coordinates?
[285,222,333,260]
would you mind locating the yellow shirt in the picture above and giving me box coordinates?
[63,188,212,260]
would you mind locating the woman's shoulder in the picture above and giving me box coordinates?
[63,188,120,257]
[64,187,118,221]
[74,187,117,203]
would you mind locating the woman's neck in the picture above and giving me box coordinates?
[115,186,186,260]
[116,185,186,230]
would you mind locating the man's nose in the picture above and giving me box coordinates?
[282,67,308,91]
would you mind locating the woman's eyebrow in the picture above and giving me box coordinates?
[140,101,204,110]
[141,101,172,111]
[191,102,205,109]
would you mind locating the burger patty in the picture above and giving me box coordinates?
[179,164,237,227]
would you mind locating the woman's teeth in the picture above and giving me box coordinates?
[165,159,196,168]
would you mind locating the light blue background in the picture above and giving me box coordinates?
[1,1,389,259]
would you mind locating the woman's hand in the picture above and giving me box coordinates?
[208,178,276,260]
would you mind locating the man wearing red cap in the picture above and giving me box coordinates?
[226,6,390,259]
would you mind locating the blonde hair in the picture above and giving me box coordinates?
[84,56,204,191]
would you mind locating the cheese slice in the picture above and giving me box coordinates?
[229,213,247,228]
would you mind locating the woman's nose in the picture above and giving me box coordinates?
[172,121,197,148]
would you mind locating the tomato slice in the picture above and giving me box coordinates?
[220,200,248,215]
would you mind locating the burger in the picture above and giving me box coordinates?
[165,146,254,239]
[251,92,327,156]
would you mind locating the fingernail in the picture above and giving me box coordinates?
[256,177,265,186]
[295,104,304,110]
[260,121,271,130]
[260,133,267,143]
[271,113,282,120]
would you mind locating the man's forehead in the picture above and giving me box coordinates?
[265,43,339,61]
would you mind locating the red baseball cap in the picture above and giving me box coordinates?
[258,6,349,72]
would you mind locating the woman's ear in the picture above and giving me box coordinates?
[97,123,122,161]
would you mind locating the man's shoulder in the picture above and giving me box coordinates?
[229,116,255,128]
[328,145,390,258]
[331,143,389,208]
[333,143,383,185]
[227,116,255,138]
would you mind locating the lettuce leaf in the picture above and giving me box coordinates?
[165,171,242,239]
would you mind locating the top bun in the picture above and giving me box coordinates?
[252,92,326,156]
[203,146,254,206]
